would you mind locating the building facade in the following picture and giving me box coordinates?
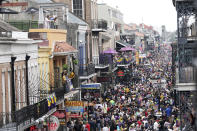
[0,31,40,128]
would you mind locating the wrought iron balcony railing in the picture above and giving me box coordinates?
[7,20,66,31]
[7,21,38,31]
[91,19,108,31]
[99,54,113,65]
[179,66,196,83]
[79,63,95,76]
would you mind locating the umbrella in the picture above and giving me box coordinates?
[120,46,135,52]
[103,48,118,54]
[0,8,18,14]
[110,100,115,105]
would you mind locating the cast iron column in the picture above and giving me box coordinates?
[25,55,30,105]
[11,56,16,112]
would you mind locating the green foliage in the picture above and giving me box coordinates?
[73,59,78,65]
[63,64,68,70]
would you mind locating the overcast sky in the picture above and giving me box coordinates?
[97,0,177,32]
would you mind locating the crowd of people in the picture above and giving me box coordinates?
[66,48,183,131]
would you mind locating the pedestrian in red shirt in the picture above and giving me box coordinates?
[85,122,90,131]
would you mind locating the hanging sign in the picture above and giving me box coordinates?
[47,115,60,131]
[52,110,66,125]
[65,101,84,112]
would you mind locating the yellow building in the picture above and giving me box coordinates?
[29,29,77,90]
[37,40,51,93]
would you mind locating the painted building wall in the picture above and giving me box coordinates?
[38,48,51,94]
[29,29,68,87]
[97,3,123,50]
[97,3,124,30]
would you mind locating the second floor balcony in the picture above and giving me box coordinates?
[94,55,113,69]
[91,19,108,32]
[79,63,96,79]
[179,66,196,83]
[5,3,68,31]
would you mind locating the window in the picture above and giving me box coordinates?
[73,0,83,18]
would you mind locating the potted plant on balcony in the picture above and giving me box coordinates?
[63,64,69,71]
[73,59,78,65]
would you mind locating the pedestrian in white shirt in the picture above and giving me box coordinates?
[153,120,160,131]
[102,124,110,131]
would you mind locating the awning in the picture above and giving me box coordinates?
[64,90,79,99]
[175,83,196,91]
[80,83,101,89]
[53,41,78,56]
[0,8,18,14]
[116,40,131,47]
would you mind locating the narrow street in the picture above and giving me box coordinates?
[69,45,179,131]
[1,0,196,131]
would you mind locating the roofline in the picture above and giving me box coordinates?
[68,11,88,25]
[39,3,68,8]
[53,50,78,56]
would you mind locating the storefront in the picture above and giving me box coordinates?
[80,83,101,101]
[97,76,112,93]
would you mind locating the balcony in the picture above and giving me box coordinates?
[0,98,55,130]
[179,66,196,83]
[79,63,96,80]
[7,20,38,31]
[94,55,112,69]
[7,20,67,32]
[91,19,107,32]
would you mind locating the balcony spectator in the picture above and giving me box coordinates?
[62,70,69,93]
[44,15,51,29]
[54,17,59,29]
